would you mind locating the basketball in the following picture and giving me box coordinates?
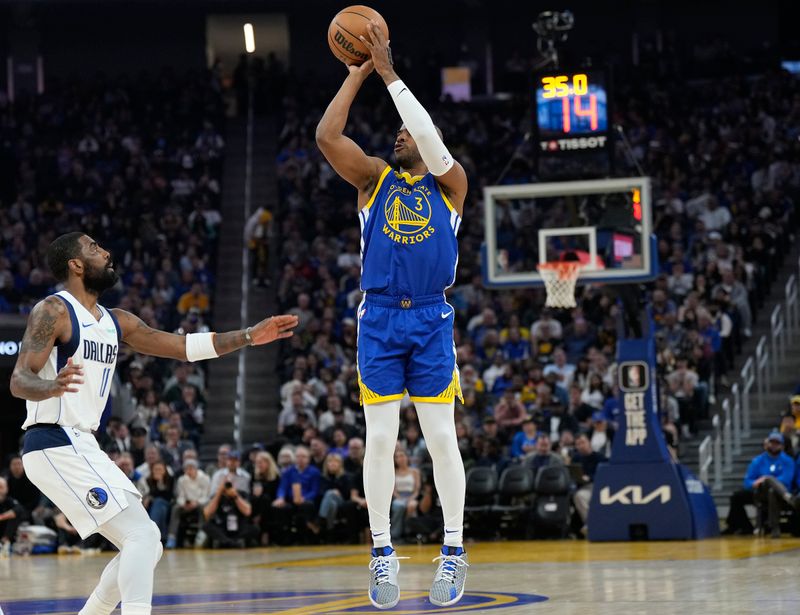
[327,5,389,66]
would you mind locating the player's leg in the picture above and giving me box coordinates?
[406,306,468,607]
[79,553,121,615]
[415,401,466,546]
[357,298,408,609]
[415,401,469,607]
[363,400,401,547]
[363,399,404,610]
[21,431,151,615]
[91,491,163,615]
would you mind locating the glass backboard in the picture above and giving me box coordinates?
[482,177,656,288]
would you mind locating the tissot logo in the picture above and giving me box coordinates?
[540,135,607,151]
[599,485,672,505]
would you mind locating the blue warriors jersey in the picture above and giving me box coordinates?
[356,166,463,404]
[359,166,461,296]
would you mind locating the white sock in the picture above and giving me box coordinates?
[416,401,466,547]
[363,400,401,548]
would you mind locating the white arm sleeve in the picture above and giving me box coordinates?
[387,79,454,176]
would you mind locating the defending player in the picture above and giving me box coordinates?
[10,232,298,615]
[316,22,468,609]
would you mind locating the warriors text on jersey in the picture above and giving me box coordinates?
[22,290,121,432]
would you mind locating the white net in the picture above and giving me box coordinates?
[538,262,583,309]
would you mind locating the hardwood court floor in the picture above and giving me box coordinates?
[2,538,800,615]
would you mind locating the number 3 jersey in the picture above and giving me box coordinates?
[356,166,464,404]
[22,290,121,432]
[359,166,461,297]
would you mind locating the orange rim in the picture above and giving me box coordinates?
[537,261,583,281]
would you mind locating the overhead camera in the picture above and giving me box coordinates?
[533,10,574,39]
[533,10,575,68]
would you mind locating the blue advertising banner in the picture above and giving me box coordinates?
[611,338,672,464]
[588,337,719,540]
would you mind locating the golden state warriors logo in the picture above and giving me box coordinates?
[382,184,436,245]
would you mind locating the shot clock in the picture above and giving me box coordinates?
[534,70,612,179]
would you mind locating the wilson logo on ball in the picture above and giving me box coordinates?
[333,30,369,61]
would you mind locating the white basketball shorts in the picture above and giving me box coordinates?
[22,424,141,539]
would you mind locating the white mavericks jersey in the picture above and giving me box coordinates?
[22,290,120,432]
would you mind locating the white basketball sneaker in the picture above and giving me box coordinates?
[368,546,404,610]
[429,546,469,607]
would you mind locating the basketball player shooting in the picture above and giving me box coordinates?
[316,21,469,610]
[9,232,298,615]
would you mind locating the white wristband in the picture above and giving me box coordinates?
[387,80,454,176]
[185,332,219,362]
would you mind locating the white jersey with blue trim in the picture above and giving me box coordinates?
[22,290,121,432]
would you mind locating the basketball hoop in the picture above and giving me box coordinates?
[537,261,584,309]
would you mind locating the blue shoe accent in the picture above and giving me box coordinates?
[442,545,465,556]
[371,546,395,557]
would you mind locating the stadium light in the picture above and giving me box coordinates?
[244,23,255,54]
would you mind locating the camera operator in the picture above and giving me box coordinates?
[209,449,251,495]
[202,477,258,548]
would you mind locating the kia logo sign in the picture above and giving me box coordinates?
[599,485,672,505]
[0,340,20,356]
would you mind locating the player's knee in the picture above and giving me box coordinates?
[366,430,396,455]
[150,521,164,561]
[133,520,162,552]
[119,518,162,560]
[422,426,455,454]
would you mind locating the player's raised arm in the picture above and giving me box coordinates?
[315,59,387,197]
[112,309,299,361]
[10,296,83,401]
[361,22,468,214]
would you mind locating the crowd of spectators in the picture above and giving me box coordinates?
[0,68,226,552]
[266,59,800,544]
[2,56,800,550]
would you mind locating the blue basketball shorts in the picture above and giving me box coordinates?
[357,293,462,405]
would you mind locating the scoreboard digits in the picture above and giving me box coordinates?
[535,69,612,175]
[536,71,608,139]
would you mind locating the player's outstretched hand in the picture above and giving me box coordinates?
[53,357,83,396]
[249,315,299,345]
[360,22,392,76]
[347,59,374,80]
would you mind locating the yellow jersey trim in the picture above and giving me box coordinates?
[358,372,405,405]
[409,370,463,404]
[437,183,457,214]
[364,393,405,405]
[363,166,393,211]
[395,170,426,185]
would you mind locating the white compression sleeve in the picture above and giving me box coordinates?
[387,80,454,176]
[79,554,121,615]
[363,399,401,548]
[415,401,466,546]
[95,491,163,615]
